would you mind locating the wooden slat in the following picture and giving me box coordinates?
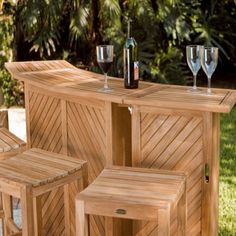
[6,60,235,112]
[125,85,236,113]
[5,60,235,236]
[132,108,204,235]
[77,166,185,236]
[0,128,25,154]
[0,149,85,187]
[78,166,185,208]
[67,101,106,183]
[29,91,63,154]
[41,186,64,235]
[66,100,107,236]
[0,110,8,128]
[0,148,86,236]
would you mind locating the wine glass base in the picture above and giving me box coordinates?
[206,91,214,96]
[97,87,113,93]
[187,87,202,93]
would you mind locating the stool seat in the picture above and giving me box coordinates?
[76,166,186,236]
[0,148,84,187]
[0,148,87,236]
[0,127,26,157]
[0,124,26,234]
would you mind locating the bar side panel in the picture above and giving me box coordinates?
[133,110,204,236]
[67,100,106,236]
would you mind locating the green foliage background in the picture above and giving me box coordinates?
[0,1,235,235]
[0,0,236,107]
[220,108,236,235]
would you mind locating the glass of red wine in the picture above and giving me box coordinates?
[96,45,114,92]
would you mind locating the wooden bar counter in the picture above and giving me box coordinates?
[5,60,236,236]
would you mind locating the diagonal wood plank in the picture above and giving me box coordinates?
[134,110,204,236]
[67,101,106,236]
[29,92,63,153]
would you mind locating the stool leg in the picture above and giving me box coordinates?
[82,163,88,189]
[33,196,42,236]
[20,186,34,236]
[177,190,186,236]
[76,200,89,236]
[157,209,170,236]
[2,193,12,236]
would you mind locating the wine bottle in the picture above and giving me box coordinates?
[123,19,139,89]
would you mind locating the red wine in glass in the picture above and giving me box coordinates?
[98,61,113,74]
[96,45,114,92]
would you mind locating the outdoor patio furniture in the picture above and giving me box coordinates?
[5,60,236,235]
[0,111,26,234]
[0,110,26,159]
[76,166,186,236]
[0,148,87,236]
[0,127,26,159]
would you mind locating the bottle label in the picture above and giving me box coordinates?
[134,61,139,81]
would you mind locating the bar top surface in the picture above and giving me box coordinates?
[5,60,236,113]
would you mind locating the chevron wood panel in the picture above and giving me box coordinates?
[6,60,235,236]
[28,91,66,235]
[67,181,81,235]
[67,101,106,182]
[133,110,203,236]
[41,187,65,236]
[29,91,63,154]
[67,101,106,236]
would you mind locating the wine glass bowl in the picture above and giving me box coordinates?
[186,45,202,93]
[96,45,114,92]
[200,47,218,95]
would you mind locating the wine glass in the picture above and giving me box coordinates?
[186,45,202,92]
[200,47,218,95]
[96,45,114,92]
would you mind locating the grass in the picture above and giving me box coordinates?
[219,106,236,236]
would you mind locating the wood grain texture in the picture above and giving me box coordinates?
[67,100,107,236]
[67,100,106,182]
[5,60,236,236]
[5,60,235,113]
[0,127,25,157]
[29,90,63,154]
[0,110,8,129]
[125,85,236,113]
[132,107,204,235]
[26,85,109,235]
[76,166,186,236]
[0,148,86,236]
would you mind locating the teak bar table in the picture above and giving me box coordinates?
[5,60,236,236]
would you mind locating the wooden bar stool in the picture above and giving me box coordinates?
[0,148,87,236]
[0,111,26,234]
[76,166,186,236]
[0,127,26,159]
[0,110,26,159]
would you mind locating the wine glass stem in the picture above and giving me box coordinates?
[193,74,197,89]
[104,73,109,89]
[207,77,211,94]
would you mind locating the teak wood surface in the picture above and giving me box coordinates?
[5,60,236,236]
[76,166,186,236]
[0,148,87,236]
